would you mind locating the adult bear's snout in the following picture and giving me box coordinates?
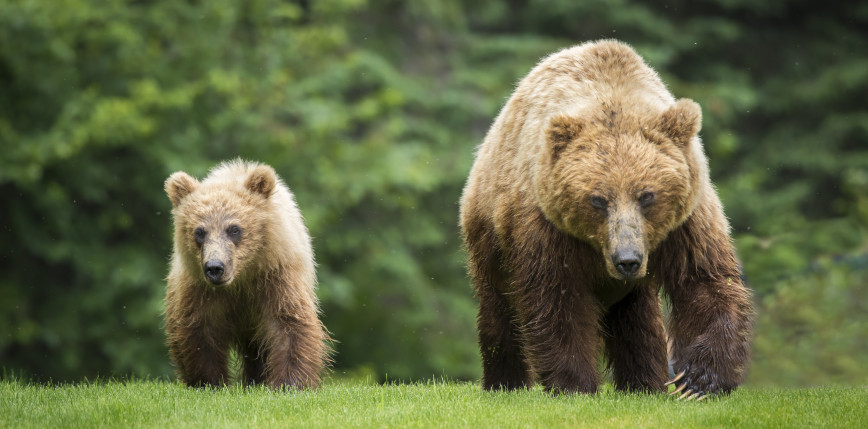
[612,249,643,278]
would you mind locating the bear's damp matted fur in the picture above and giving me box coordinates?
[164,160,330,389]
[459,40,754,398]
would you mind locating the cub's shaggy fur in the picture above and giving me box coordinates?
[460,40,754,396]
[164,160,329,389]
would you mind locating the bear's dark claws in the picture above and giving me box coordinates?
[669,383,687,396]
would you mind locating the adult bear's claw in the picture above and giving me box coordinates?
[665,370,686,386]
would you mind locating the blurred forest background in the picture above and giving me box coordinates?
[1,0,867,387]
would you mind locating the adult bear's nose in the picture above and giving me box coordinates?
[204,260,225,283]
[612,251,642,278]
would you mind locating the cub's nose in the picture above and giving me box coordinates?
[612,251,642,278]
[203,260,226,283]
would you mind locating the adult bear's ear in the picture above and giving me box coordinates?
[245,164,277,198]
[165,172,199,207]
[546,114,584,159]
[658,98,702,147]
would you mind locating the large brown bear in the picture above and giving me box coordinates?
[460,40,754,399]
[164,160,330,389]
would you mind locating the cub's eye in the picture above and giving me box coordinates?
[226,225,243,243]
[590,196,608,210]
[639,192,655,206]
[193,227,207,245]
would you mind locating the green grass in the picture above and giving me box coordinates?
[2,378,865,428]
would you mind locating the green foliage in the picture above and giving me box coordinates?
[2,379,867,428]
[749,258,868,386]
[0,0,485,381]
[1,0,866,386]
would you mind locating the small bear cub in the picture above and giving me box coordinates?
[164,159,329,389]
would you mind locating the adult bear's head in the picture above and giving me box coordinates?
[536,99,705,280]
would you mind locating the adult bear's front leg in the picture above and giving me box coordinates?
[665,279,753,399]
[507,210,605,394]
[602,284,669,393]
[656,204,754,400]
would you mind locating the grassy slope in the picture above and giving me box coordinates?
[2,379,866,428]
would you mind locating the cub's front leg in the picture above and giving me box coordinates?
[258,294,329,389]
[165,297,231,387]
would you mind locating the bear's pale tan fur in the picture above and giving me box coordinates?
[165,160,329,389]
[460,40,753,397]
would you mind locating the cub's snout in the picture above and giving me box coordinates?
[203,259,226,284]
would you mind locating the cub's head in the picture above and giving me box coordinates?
[165,164,278,286]
[537,99,704,280]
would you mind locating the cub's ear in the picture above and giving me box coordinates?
[245,164,277,198]
[546,114,584,158]
[165,172,199,208]
[658,98,702,146]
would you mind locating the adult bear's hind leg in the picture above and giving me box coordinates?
[476,278,533,390]
[465,217,532,390]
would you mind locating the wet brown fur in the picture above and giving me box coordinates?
[459,40,754,395]
[164,160,331,389]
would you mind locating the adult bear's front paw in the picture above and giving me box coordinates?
[665,363,732,401]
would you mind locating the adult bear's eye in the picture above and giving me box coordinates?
[639,191,655,207]
[194,227,207,245]
[590,196,608,210]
